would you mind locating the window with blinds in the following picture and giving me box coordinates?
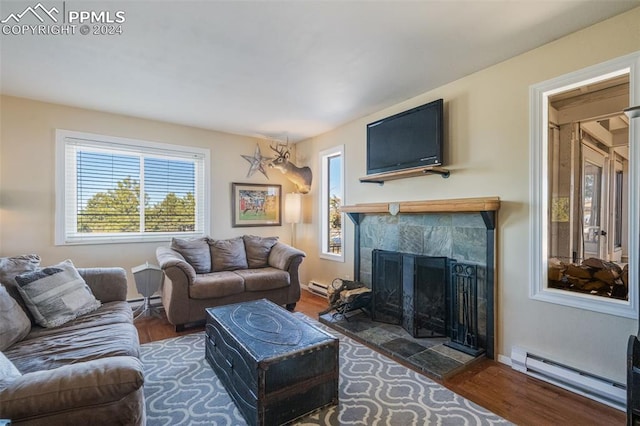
[56,129,209,244]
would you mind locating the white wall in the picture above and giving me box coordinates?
[295,7,640,383]
[0,96,297,299]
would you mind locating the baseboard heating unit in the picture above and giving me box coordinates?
[307,281,329,298]
[510,346,625,410]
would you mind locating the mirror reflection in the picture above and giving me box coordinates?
[547,73,629,300]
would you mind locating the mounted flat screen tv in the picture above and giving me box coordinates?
[366,98,443,175]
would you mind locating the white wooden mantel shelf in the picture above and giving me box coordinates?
[341,196,500,215]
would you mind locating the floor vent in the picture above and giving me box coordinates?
[307,281,329,298]
[511,346,625,411]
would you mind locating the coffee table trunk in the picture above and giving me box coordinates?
[205,299,339,425]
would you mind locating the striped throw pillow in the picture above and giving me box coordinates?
[15,260,101,328]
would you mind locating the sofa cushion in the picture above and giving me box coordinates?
[0,254,41,322]
[24,301,132,341]
[4,321,139,374]
[171,237,211,273]
[209,237,248,272]
[15,260,101,328]
[0,351,22,390]
[234,268,290,292]
[0,356,144,424]
[189,272,245,299]
[0,285,30,351]
[243,235,279,268]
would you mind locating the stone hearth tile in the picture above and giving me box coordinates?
[423,213,452,226]
[452,227,486,263]
[399,224,424,254]
[409,349,462,379]
[452,213,485,228]
[336,317,377,333]
[381,338,428,358]
[423,226,453,257]
[430,344,475,364]
[377,322,407,336]
[357,327,398,346]
[407,337,443,349]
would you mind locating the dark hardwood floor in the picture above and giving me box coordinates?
[135,291,625,425]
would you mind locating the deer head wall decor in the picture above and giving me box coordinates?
[269,142,312,194]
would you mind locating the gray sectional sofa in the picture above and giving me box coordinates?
[0,256,145,425]
[156,235,305,331]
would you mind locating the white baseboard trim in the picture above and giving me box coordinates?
[497,354,512,367]
[128,295,162,308]
[510,346,625,411]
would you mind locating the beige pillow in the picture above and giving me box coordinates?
[209,237,248,272]
[171,237,211,273]
[15,260,101,328]
[0,254,41,322]
[0,285,31,351]
[243,235,278,268]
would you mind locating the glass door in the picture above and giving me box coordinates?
[582,145,607,260]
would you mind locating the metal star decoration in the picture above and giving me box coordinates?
[241,144,272,179]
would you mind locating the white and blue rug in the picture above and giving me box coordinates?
[140,318,510,425]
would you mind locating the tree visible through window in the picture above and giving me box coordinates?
[320,145,344,260]
[328,155,342,254]
[56,130,208,244]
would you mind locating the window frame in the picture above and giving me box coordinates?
[319,144,345,262]
[55,129,210,245]
[529,52,639,318]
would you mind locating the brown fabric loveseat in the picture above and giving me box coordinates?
[0,255,145,425]
[156,235,305,331]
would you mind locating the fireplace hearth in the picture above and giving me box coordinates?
[341,197,499,358]
[319,310,477,380]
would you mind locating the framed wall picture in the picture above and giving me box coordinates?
[232,183,282,227]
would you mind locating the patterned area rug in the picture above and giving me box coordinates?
[140,317,510,425]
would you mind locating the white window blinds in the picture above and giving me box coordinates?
[56,130,209,244]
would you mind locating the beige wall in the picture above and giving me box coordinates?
[0,96,296,299]
[296,7,640,383]
[1,6,638,385]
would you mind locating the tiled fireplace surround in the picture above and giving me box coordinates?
[340,197,500,359]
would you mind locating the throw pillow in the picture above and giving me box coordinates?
[209,237,248,272]
[15,260,101,328]
[0,254,41,321]
[0,351,21,388]
[243,235,279,268]
[0,284,31,351]
[171,237,211,273]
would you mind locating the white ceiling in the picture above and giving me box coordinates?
[1,1,638,142]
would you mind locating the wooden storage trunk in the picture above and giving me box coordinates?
[205,299,339,425]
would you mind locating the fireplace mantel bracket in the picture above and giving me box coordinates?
[480,211,497,230]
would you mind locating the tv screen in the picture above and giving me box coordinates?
[366,98,443,175]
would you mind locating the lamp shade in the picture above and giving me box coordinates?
[284,192,302,224]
